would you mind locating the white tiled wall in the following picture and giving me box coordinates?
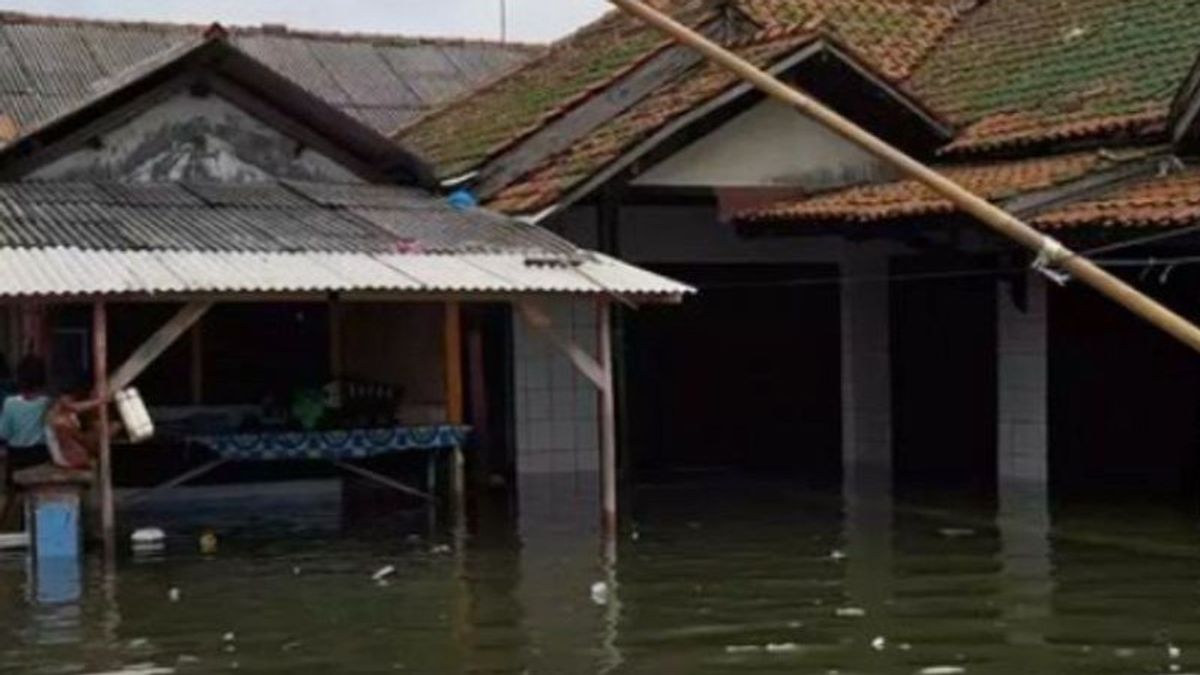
[513,298,600,476]
[997,273,1049,487]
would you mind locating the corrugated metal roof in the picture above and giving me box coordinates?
[0,178,692,300]
[0,180,572,255]
[0,12,542,135]
[0,247,692,299]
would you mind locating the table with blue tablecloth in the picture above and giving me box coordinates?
[121,425,470,507]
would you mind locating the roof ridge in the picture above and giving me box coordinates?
[0,9,544,51]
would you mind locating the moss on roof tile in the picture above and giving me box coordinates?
[910,0,1200,153]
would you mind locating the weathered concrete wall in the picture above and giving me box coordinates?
[631,98,894,190]
[31,93,361,184]
[512,298,599,476]
[341,303,446,415]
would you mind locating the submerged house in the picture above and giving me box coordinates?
[396,0,1200,510]
[0,15,689,537]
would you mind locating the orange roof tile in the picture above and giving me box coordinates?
[739,0,970,81]
[397,1,719,179]
[909,0,1200,155]
[400,0,970,181]
[738,150,1150,224]
[1035,165,1200,229]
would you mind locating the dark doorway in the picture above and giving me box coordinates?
[463,304,516,486]
[890,255,998,501]
[1049,269,1200,503]
[624,264,842,483]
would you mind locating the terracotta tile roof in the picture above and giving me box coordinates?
[396,1,719,180]
[909,0,1200,155]
[1035,165,1200,229]
[486,28,822,215]
[737,149,1150,224]
[738,0,971,81]
[399,0,970,181]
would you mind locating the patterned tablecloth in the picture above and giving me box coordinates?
[188,426,470,462]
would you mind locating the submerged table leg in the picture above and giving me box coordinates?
[451,445,466,534]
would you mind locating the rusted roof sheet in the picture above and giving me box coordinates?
[1035,165,1200,229]
[909,0,1200,155]
[737,150,1151,224]
[0,11,541,136]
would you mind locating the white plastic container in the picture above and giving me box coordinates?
[115,388,154,444]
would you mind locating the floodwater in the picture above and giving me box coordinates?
[4,476,1200,674]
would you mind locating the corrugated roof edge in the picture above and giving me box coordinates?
[0,9,546,51]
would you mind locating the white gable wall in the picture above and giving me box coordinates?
[631,98,895,190]
[31,93,362,184]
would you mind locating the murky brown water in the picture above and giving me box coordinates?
[3,477,1200,674]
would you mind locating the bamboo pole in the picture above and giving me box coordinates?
[608,0,1200,354]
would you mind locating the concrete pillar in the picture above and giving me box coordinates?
[997,272,1051,649]
[840,244,893,476]
[997,272,1049,491]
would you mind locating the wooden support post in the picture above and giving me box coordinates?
[610,0,1200,355]
[189,321,204,405]
[597,300,618,538]
[467,326,489,486]
[92,302,114,551]
[329,298,344,398]
[444,302,466,521]
[109,302,212,395]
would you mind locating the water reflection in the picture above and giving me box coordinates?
[3,478,1200,673]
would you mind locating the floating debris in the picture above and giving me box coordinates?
[938,528,976,538]
[430,544,452,555]
[199,530,218,555]
[725,645,762,654]
[917,667,966,675]
[222,632,236,643]
[132,528,166,554]
[168,587,181,603]
[829,550,847,561]
[835,607,866,618]
[765,643,800,653]
[83,662,174,667]
[871,636,887,651]
[1169,644,1182,660]
[591,581,610,606]
[373,565,397,581]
